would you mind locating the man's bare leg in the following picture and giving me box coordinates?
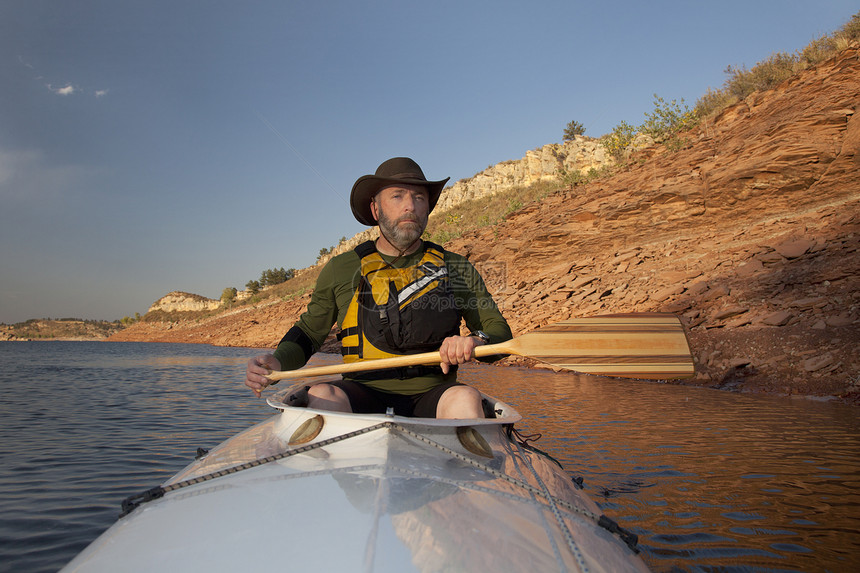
[436,385,484,419]
[307,383,353,412]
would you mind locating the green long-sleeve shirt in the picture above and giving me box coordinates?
[274,242,512,394]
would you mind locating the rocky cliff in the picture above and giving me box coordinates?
[148,291,222,313]
[435,136,612,212]
[111,46,860,402]
[318,137,615,264]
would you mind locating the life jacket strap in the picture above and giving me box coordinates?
[337,326,360,341]
[343,364,454,382]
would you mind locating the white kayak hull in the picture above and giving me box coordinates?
[62,379,649,572]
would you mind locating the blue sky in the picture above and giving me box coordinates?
[1,1,856,324]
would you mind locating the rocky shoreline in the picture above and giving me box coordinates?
[111,47,859,404]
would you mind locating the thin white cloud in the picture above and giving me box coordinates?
[49,84,76,96]
[20,57,108,99]
[17,55,35,70]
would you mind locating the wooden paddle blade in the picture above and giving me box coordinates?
[502,313,694,379]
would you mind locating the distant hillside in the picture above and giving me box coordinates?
[1,319,123,341]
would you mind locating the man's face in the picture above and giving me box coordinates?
[371,184,430,250]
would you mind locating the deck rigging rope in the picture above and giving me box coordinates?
[518,441,590,573]
[118,420,639,553]
[119,422,389,516]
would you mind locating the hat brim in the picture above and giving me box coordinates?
[350,175,450,226]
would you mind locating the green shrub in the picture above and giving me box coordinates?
[558,167,585,187]
[428,228,460,244]
[588,165,613,180]
[505,198,523,215]
[558,164,614,187]
[694,11,859,120]
[726,51,800,100]
[694,87,737,118]
[141,309,218,323]
[281,287,307,301]
[594,12,859,158]
[641,94,699,139]
[221,287,237,305]
[259,267,294,286]
[477,213,494,227]
[563,120,586,141]
[445,213,463,225]
[841,11,860,41]
[801,35,838,66]
[601,120,636,161]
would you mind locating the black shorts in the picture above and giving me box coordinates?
[328,380,465,418]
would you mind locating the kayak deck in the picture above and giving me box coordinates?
[62,379,649,572]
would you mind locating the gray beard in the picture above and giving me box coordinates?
[377,208,426,252]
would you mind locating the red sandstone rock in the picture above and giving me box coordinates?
[736,259,764,277]
[790,297,828,309]
[803,353,835,372]
[774,238,815,258]
[761,311,794,327]
[651,285,685,302]
[826,314,855,327]
[714,306,749,320]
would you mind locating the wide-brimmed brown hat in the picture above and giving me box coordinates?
[350,157,450,226]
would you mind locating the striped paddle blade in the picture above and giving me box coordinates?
[482,313,694,379]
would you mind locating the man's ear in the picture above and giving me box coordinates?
[370,197,379,222]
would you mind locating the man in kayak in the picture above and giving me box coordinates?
[245,157,512,418]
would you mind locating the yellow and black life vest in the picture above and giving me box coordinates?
[339,240,461,362]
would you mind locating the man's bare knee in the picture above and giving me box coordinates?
[307,383,352,413]
[436,385,483,419]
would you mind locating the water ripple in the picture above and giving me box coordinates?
[1,343,858,573]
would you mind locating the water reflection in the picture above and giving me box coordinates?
[0,341,273,573]
[0,343,857,572]
[461,363,860,571]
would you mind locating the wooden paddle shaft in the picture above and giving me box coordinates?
[264,313,694,382]
[264,345,500,382]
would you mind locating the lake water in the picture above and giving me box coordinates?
[0,341,857,572]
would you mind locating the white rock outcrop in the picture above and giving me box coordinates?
[435,136,611,213]
[148,291,221,313]
[320,137,613,264]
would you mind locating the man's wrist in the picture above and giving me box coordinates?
[469,330,490,345]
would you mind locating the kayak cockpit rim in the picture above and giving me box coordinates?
[266,378,523,427]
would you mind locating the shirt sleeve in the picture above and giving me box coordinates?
[272,258,342,370]
[445,252,513,348]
